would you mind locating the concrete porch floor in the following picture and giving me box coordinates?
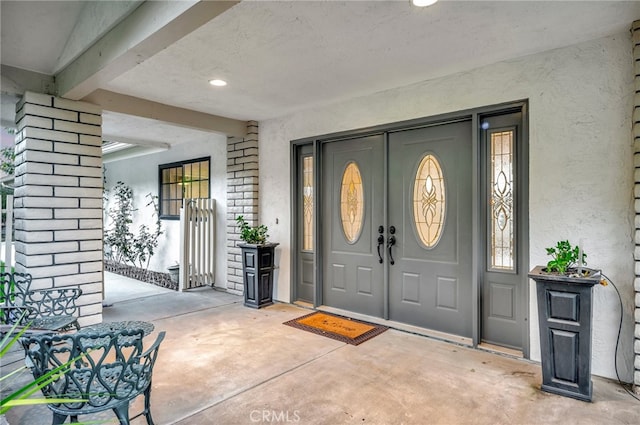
[5,272,639,424]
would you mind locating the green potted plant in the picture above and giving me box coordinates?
[528,240,603,402]
[236,216,278,308]
[544,240,589,276]
[237,216,268,245]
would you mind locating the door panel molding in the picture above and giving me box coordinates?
[388,120,473,337]
[479,108,529,353]
[322,134,385,318]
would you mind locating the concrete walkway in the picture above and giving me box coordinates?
[5,273,640,424]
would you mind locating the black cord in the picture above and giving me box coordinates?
[601,272,640,402]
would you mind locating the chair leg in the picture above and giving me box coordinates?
[143,385,155,425]
[112,402,131,425]
[51,413,67,425]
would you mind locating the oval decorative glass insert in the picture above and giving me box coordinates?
[496,171,508,194]
[496,206,508,231]
[340,162,364,243]
[413,154,445,248]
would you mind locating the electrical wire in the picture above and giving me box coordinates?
[600,272,640,402]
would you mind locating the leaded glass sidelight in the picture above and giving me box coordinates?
[340,162,364,243]
[490,130,515,270]
[413,154,445,248]
[302,156,314,251]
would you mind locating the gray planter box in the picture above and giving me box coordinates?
[167,265,180,283]
[528,265,601,402]
[239,243,279,309]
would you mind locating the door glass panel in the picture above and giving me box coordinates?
[184,163,192,184]
[413,154,445,248]
[340,162,364,243]
[489,130,515,271]
[303,156,314,251]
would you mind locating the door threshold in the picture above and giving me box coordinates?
[478,342,523,359]
[317,305,473,347]
[293,300,314,310]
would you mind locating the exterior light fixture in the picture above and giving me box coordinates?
[412,0,438,6]
[208,79,227,87]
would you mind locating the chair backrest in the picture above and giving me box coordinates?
[23,328,166,413]
[0,273,82,327]
[1,273,31,325]
[0,272,31,307]
[25,287,83,319]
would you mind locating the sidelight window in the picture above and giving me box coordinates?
[489,130,515,270]
[302,156,314,250]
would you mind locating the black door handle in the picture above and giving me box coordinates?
[387,235,396,265]
[376,235,384,264]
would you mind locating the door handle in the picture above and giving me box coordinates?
[376,235,384,264]
[387,235,396,265]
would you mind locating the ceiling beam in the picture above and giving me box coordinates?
[102,135,171,150]
[84,89,247,138]
[54,1,145,74]
[103,145,169,164]
[1,65,55,97]
[56,0,239,100]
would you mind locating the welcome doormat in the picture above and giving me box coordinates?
[283,311,388,345]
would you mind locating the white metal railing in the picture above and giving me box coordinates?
[2,194,13,268]
[179,198,215,291]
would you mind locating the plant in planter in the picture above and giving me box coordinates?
[236,216,278,308]
[544,240,587,275]
[237,215,269,245]
[529,239,603,402]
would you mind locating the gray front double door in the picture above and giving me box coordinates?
[322,120,505,342]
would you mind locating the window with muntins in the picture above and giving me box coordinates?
[159,157,210,219]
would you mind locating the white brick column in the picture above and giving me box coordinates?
[14,92,103,326]
[226,121,258,294]
[633,20,640,394]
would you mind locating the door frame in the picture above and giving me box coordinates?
[290,99,529,357]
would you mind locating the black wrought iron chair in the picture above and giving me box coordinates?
[22,328,166,425]
[0,272,82,331]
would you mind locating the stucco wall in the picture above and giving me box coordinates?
[104,134,228,288]
[259,33,635,381]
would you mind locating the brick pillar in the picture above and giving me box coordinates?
[226,121,258,294]
[14,91,103,326]
[633,20,640,394]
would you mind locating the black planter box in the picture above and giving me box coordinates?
[239,243,279,309]
[528,265,601,402]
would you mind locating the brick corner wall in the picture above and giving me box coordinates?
[632,20,640,394]
[14,91,104,326]
[226,121,259,294]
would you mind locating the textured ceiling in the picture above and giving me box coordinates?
[104,1,640,121]
[2,1,640,145]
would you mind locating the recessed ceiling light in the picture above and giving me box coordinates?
[412,0,438,6]
[209,79,227,87]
